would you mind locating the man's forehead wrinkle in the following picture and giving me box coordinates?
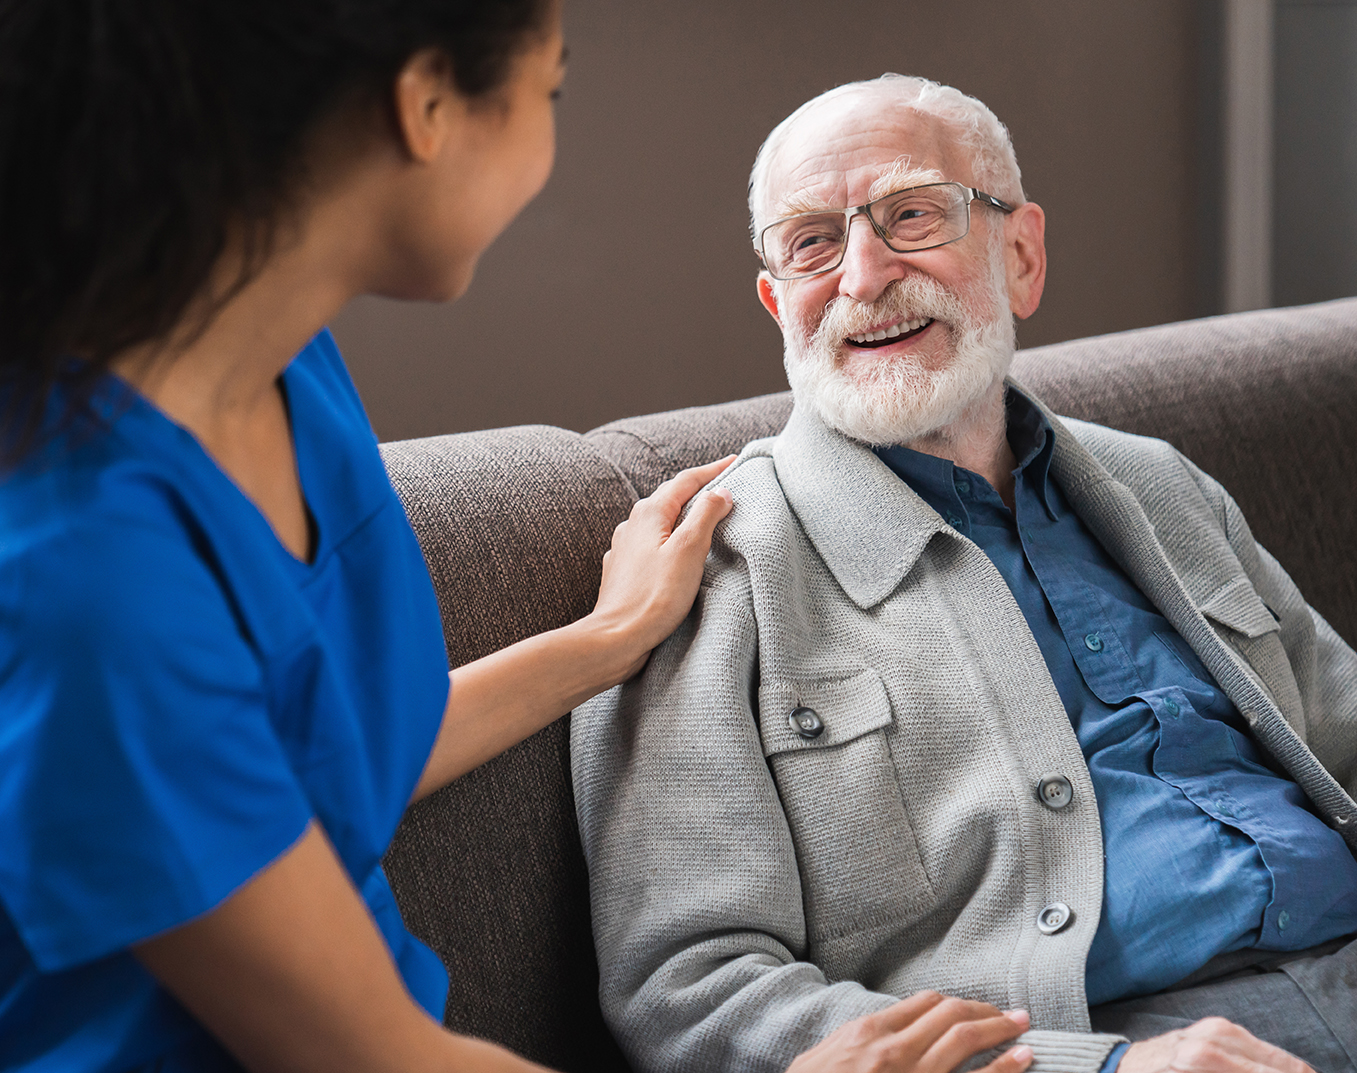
[763,101,968,223]
[768,150,950,222]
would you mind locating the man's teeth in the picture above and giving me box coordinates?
[848,317,932,345]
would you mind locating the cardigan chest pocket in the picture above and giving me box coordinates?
[758,669,935,946]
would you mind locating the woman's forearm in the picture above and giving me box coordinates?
[413,614,635,799]
[135,823,554,1073]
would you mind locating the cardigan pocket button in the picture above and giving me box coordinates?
[788,707,824,740]
[1037,902,1073,935]
[1037,775,1073,810]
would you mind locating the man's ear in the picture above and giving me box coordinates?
[393,48,463,164]
[757,273,783,326]
[1004,202,1046,320]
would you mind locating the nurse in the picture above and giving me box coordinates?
[0,2,731,1071]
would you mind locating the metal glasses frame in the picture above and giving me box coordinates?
[756,181,1016,281]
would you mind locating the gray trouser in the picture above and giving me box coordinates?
[1089,937,1357,1073]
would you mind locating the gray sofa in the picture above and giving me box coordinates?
[377,298,1357,1072]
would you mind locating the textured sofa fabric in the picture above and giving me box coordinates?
[378,426,633,1071]
[379,299,1357,1073]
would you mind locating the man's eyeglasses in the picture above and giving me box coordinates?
[756,181,1015,282]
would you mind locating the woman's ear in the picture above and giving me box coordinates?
[392,49,463,164]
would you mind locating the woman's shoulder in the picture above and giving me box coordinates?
[1,462,245,663]
[0,393,254,658]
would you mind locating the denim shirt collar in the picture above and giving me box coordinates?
[874,387,1058,520]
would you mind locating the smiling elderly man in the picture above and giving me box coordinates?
[572,75,1357,1073]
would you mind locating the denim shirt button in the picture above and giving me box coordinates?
[954,478,971,496]
[1084,632,1104,653]
[1164,698,1181,718]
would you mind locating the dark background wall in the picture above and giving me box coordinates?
[331,1,1210,442]
[1274,0,1357,308]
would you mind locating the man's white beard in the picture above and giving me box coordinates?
[782,265,1016,447]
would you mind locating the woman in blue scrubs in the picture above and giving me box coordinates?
[0,2,734,1070]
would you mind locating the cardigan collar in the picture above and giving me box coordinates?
[770,378,1129,610]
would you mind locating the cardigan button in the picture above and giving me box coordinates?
[1037,902,1073,935]
[1037,775,1073,810]
[788,707,824,740]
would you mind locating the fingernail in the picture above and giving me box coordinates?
[711,487,732,501]
[1004,1008,1030,1027]
[1010,1045,1033,1062]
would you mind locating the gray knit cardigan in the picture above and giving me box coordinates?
[572,385,1357,1073]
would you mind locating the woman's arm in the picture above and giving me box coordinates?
[135,822,548,1073]
[410,456,734,800]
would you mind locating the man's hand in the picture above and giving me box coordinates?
[786,991,1033,1073]
[1120,1018,1315,1073]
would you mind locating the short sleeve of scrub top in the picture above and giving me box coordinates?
[0,330,451,1073]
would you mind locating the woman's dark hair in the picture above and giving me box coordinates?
[0,0,553,462]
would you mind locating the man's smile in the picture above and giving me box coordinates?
[845,316,935,350]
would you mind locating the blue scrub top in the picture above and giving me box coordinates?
[0,330,452,1071]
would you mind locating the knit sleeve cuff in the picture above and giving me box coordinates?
[1019,1030,1129,1073]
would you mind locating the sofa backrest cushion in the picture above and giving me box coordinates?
[380,425,634,1072]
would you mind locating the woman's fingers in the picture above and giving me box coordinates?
[670,484,734,546]
[784,993,1028,1073]
[863,990,948,1033]
[914,1003,1029,1073]
[975,1044,1035,1073]
[588,455,739,677]
[640,455,737,524]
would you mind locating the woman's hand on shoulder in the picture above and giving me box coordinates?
[785,993,1032,1073]
[415,455,735,797]
[589,455,736,682]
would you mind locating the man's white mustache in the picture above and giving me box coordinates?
[813,277,969,354]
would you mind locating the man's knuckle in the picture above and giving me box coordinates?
[1178,1039,1221,1067]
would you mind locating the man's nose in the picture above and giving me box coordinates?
[836,212,908,304]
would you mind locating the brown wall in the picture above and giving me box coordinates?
[331,0,1203,443]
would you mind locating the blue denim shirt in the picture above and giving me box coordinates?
[876,390,1357,1010]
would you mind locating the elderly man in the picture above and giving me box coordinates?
[572,75,1357,1073]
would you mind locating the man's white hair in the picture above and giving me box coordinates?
[748,74,1026,239]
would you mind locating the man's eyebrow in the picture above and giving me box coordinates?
[772,190,837,218]
[866,161,948,202]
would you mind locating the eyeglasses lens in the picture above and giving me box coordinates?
[762,183,971,280]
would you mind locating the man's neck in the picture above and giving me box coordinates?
[901,380,1017,509]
